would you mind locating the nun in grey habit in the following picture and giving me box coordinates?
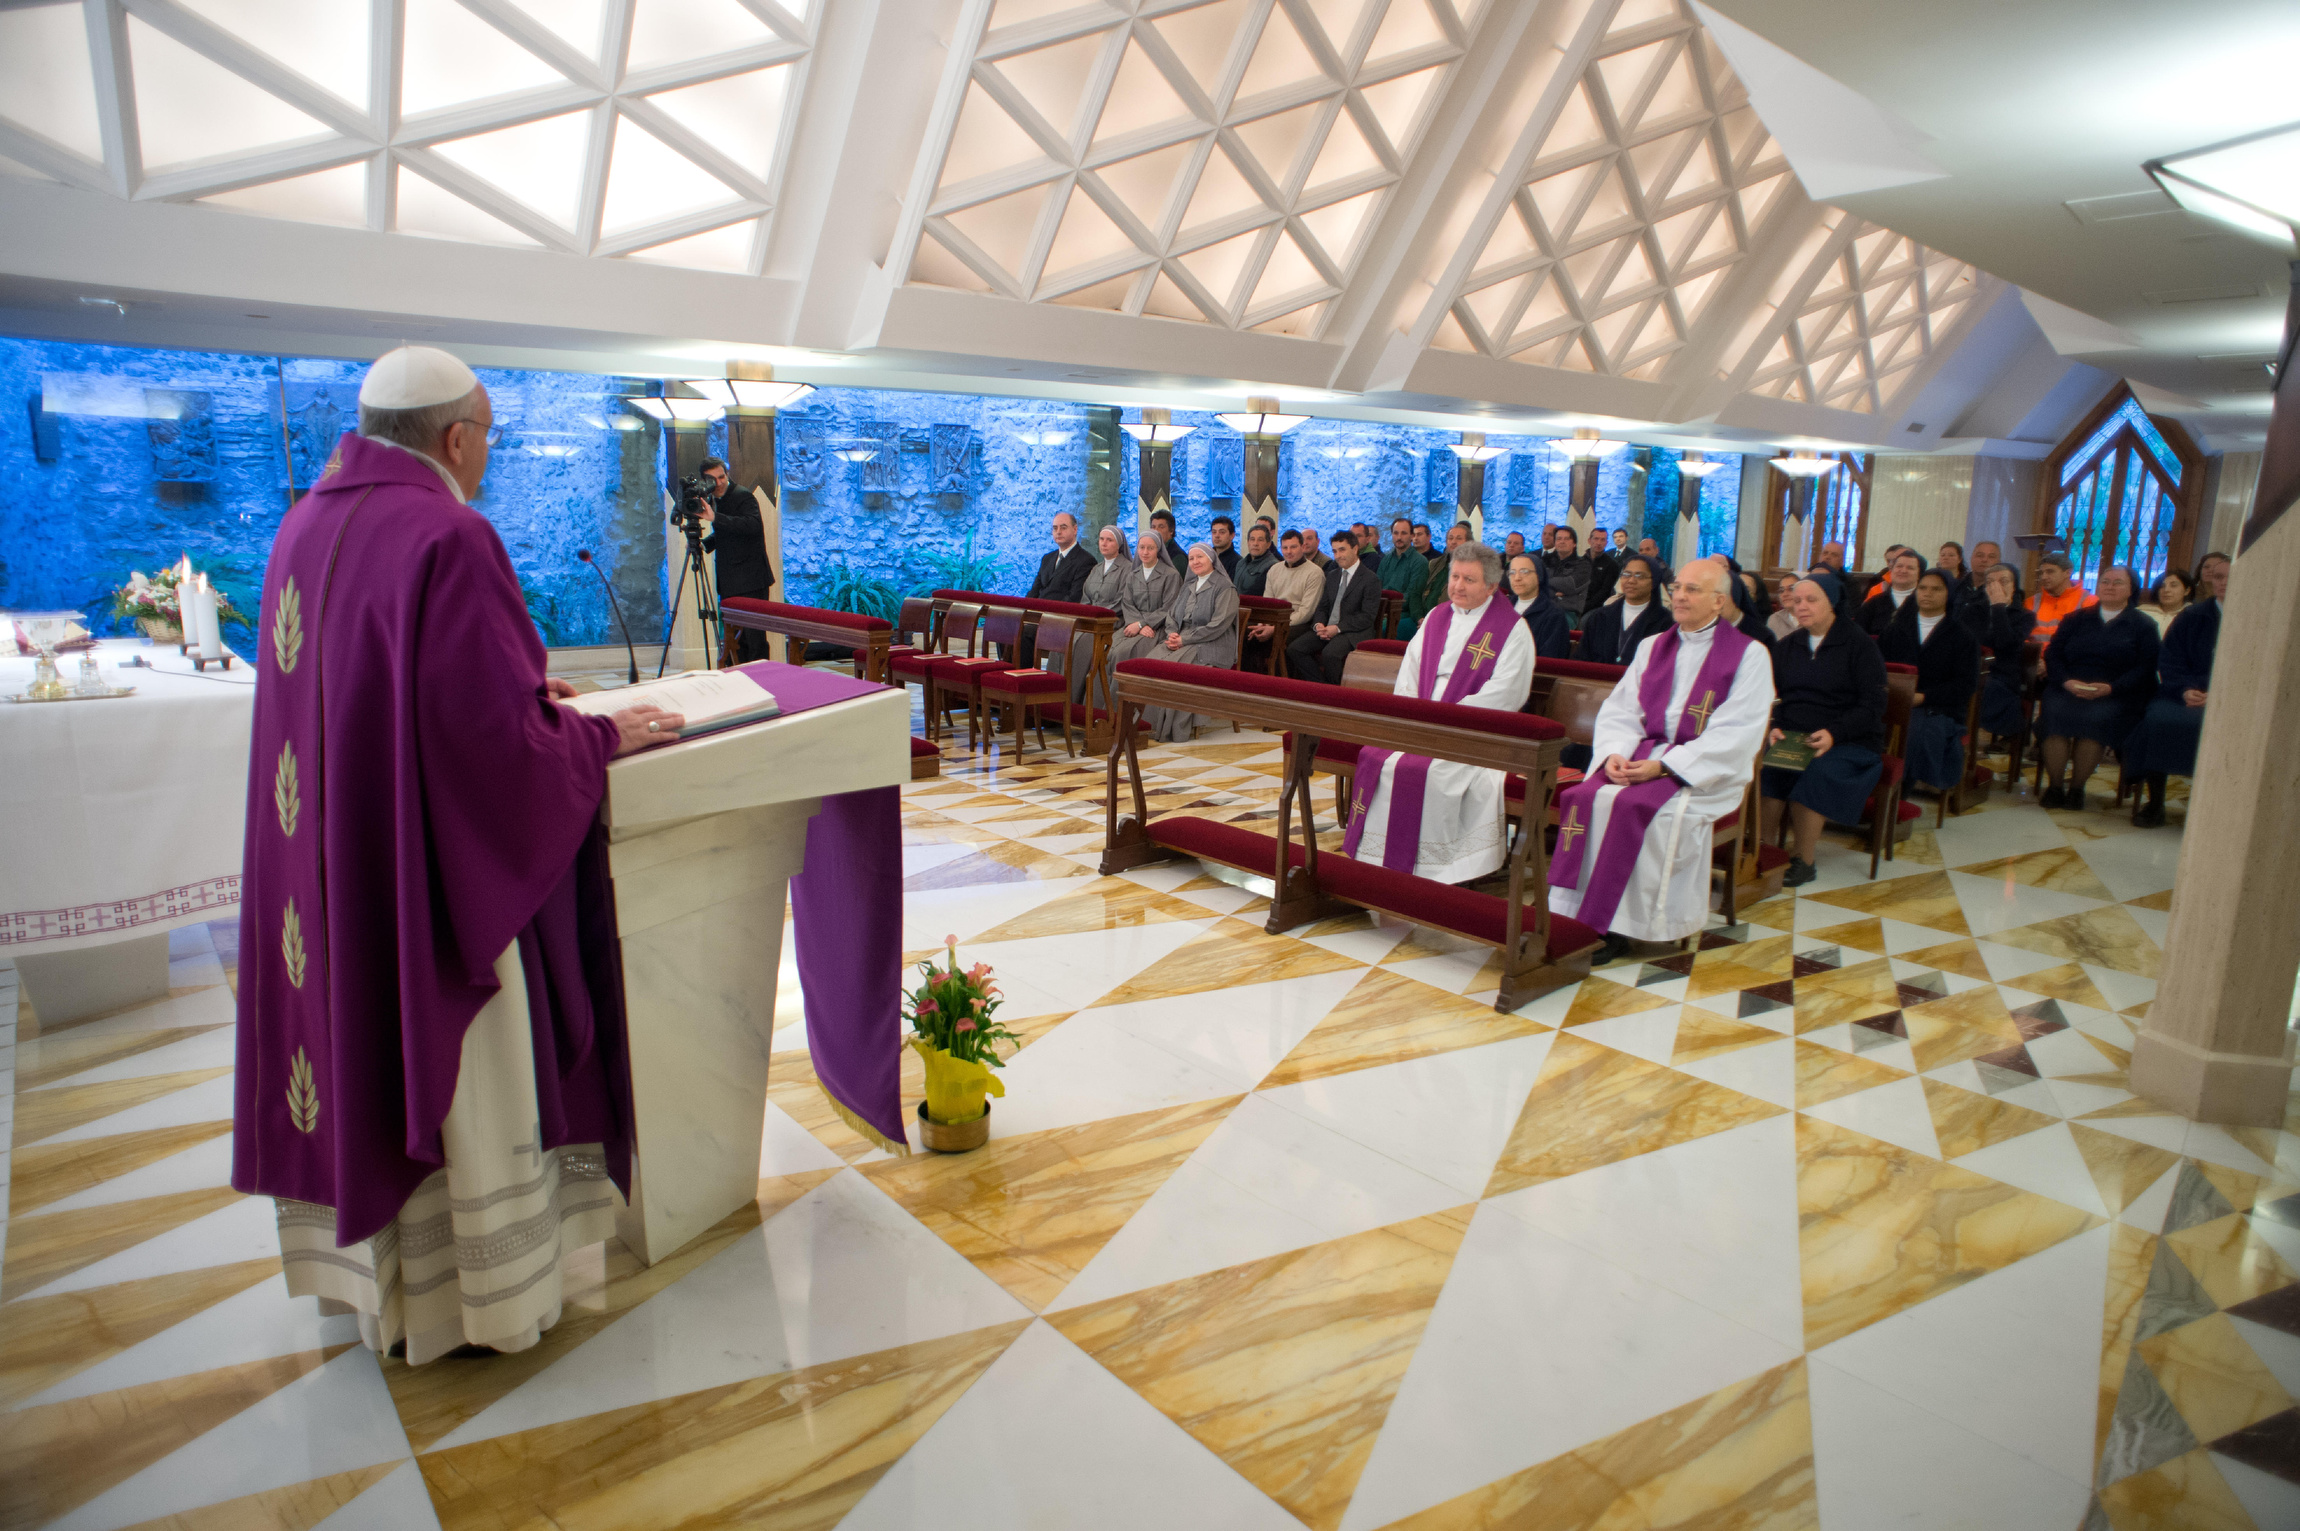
[1108,531,1184,670]
[1141,543,1240,742]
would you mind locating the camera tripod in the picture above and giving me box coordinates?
[660,497,722,677]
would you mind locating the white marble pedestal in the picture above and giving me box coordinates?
[600,679,909,1265]
[14,930,172,1026]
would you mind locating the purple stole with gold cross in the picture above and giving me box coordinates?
[1546,620,1753,928]
[1341,592,1521,871]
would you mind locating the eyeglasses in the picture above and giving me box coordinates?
[453,419,503,447]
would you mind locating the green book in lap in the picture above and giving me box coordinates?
[1763,730,1817,771]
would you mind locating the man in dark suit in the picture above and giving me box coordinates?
[698,457,774,662]
[1027,511,1093,602]
[1287,530,1382,683]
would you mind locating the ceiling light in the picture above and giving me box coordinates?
[1769,448,1838,478]
[1675,449,1723,477]
[685,377,817,411]
[1214,395,1309,437]
[1449,430,1503,462]
[1119,406,1195,445]
[1549,426,1627,461]
[2145,121,2300,247]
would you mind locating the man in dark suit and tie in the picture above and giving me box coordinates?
[1287,529,1382,683]
[1026,511,1093,603]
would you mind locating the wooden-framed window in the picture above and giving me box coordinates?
[1760,453,1872,574]
[2034,384,2202,591]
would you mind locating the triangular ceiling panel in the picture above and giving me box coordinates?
[1459,273,1521,340]
[1177,142,1267,234]
[1527,160,1599,236]
[1248,228,1324,312]
[1043,182,1141,278]
[394,162,542,245]
[1672,262,1725,321]
[1091,139,1197,230]
[175,0,371,110]
[1365,0,1449,66]
[1175,227,1261,313]
[1153,0,1251,103]
[431,108,593,230]
[600,114,743,235]
[1092,39,1196,147]
[942,82,1052,185]
[497,0,608,65]
[910,230,994,291]
[1143,269,1210,321]
[1566,161,1637,243]
[1593,39,1668,122]
[1297,187,1381,265]
[399,0,563,117]
[623,216,757,271]
[198,159,369,227]
[1432,308,1478,352]
[1250,299,1323,336]
[645,65,794,182]
[1232,102,1323,191]
[1303,107,1382,191]
[1635,46,1703,130]
[992,31,1107,143]
[1534,82,1606,165]
[0,5,104,162]
[129,15,338,170]
[1235,6,1325,104]
[1474,203,1539,273]
[942,179,1057,279]
[1358,64,1441,152]
[1052,271,1140,310]
[626,0,778,74]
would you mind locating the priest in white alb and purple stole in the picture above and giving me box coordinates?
[1548,558,1774,949]
[1343,543,1535,882]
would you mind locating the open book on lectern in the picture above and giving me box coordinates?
[558,669,781,740]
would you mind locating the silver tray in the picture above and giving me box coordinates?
[4,685,139,702]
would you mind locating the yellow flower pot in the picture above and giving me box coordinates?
[912,1038,1004,1150]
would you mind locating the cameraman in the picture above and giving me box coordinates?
[692,457,776,662]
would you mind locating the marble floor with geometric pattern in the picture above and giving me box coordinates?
[5,726,2298,1531]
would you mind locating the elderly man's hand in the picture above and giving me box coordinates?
[611,705,684,756]
[544,677,580,700]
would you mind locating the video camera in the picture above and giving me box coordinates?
[670,473,713,534]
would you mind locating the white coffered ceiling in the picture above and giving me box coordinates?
[0,0,2270,453]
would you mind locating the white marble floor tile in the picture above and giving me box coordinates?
[18,1273,362,1409]
[1794,898,1872,933]
[1880,917,1954,955]
[1671,1036,1796,1109]
[1339,1203,1798,1531]
[1379,951,1490,996]
[34,1025,238,1092]
[1974,939,2080,984]
[2046,1079,2135,1119]
[26,1071,236,1147]
[14,986,235,1051]
[1488,1114,1805,1348]
[759,1099,848,1176]
[1807,1359,2091,1531]
[1932,808,2076,866]
[1816,1223,2110,1485]
[898,879,1082,951]
[960,920,1218,1012]
[2084,965,2157,1013]
[984,1011,1250,1138]
[313,1459,443,1531]
[1952,1123,2110,1219]
[431,1170,1030,1449]
[1255,1033,1557,1200]
[2183,1122,2280,1177]
[2229,1313,2300,1400]
[901,843,979,877]
[844,1320,1300,1531]
[1167,882,1259,916]
[2215,1452,2300,1531]
[1504,984,1582,1027]
[34,1130,233,1215]
[1299,922,1412,965]
[1051,1094,1467,1312]
[1566,1004,1682,1067]
[2117,1165,2179,1232]
[1117,863,1200,892]
[1945,872,2111,938]
[2080,1113,2193,1156]
[2026,1026,2121,1079]
[1798,1076,1943,1161]
[11,1192,277,1301]
[1092,971,1365,1093]
[2071,829,2185,902]
[48,1347,411,1531]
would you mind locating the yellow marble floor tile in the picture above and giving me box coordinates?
[2087,1032,2136,1070]
[1891,829,1946,867]
[418,1319,1033,1531]
[2164,1213,2299,1312]
[12,1067,235,1150]
[384,1181,833,1453]
[1792,959,1904,1035]
[2,1186,247,1303]
[2081,1097,2183,1127]
[768,1050,926,1165]
[1998,962,2115,1011]
[1988,905,2164,980]
[0,1344,352,1530]
[2096,1446,2256,1531]
[1793,1042,1909,1108]
[1382,1357,1816,1531]
[1893,937,1997,983]
[2126,887,2176,913]
[1920,1079,2060,1159]
[1955,847,2116,899]
[964,877,1211,942]
[1673,1013,1787,1065]
[1800,871,1971,935]
[0,1256,280,1412]
[860,1096,1239,1312]
[1684,935,1798,1000]
[10,1120,235,1217]
[1378,927,1494,966]
[1808,916,1890,956]
[2135,1311,2294,1444]
[1091,918,1364,1007]
[2099,1224,2158,1457]
[1486,1034,1785,1198]
[14,1024,230,1093]
[1558,977,1677,1029]
[114,1463,401,1531]
[1795,1116,2102,1349]
[1263,969,1549,1089]
[1900,988,2024,1073]
[1049,1209,1472,1531]
[1737,896,1800,933]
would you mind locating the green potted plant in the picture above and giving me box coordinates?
[904,935,1020,1152]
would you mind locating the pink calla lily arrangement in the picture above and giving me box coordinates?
[904,935,1020,1067]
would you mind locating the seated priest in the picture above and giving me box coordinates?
[1342,542,1535,881]
[1287,529,1382,683]
[1579,554,1673,665]
[2123,551,2228,827]
[1141,544,1240,742]
[1506,552,1573,659]
[1547,559,1774,961]
[1247,529,1324,672]
[1960,562,2036,739]
[234,348,684,1365]
[1761,576,1889,886]
[1879,567,1983,795]
[1026,510,1092,602]
[1109,530,1184,672]
[2035,564,2158,810]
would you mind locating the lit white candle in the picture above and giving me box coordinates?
[192,575,223,659]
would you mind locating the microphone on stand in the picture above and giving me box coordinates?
[577,549,640,686]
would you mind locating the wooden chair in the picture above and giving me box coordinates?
[1943,686,1987,824]
[979,613,1081,758]
[1237,595,1294,676]
[1860,665,1920,877]
[902,600,984,743]
[1375,589,1403,640]
[935,605,1024,749]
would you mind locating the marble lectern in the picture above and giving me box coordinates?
[599,680,909,1264]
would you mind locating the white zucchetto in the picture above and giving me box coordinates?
[359,346,479,409]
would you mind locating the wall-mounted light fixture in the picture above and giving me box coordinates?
[1118,407,1195,444]
[1549,426,1627,461]
[1214,396,1309,437]
[1676,448,1723,477]
[1769,448,1839,478]
[685,375,816,411]
[1449,430,1503,462]
[628,396,722,424]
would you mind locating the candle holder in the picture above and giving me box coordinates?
[190,649,235,673]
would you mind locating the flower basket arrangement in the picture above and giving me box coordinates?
[904,936,1021,1152]
[111,568,241,642]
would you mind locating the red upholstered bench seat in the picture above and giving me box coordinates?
[1055,702,1148,731]
[909,734,941,779]
[909,735,940,757]
[1116,659,1565,744]
[719,598,891,634]
[1277,732,1365,769]
[1147,817,1601,960]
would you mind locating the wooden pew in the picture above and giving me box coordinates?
[1100,658,1603,1012]
[1281,639,1405,822]
[931,588,1120,752]
[718,598,895,681]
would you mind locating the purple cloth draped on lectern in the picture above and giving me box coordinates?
[735,661,909,1150]
[1546,621,1754,929]
[1342,593,1522,869]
